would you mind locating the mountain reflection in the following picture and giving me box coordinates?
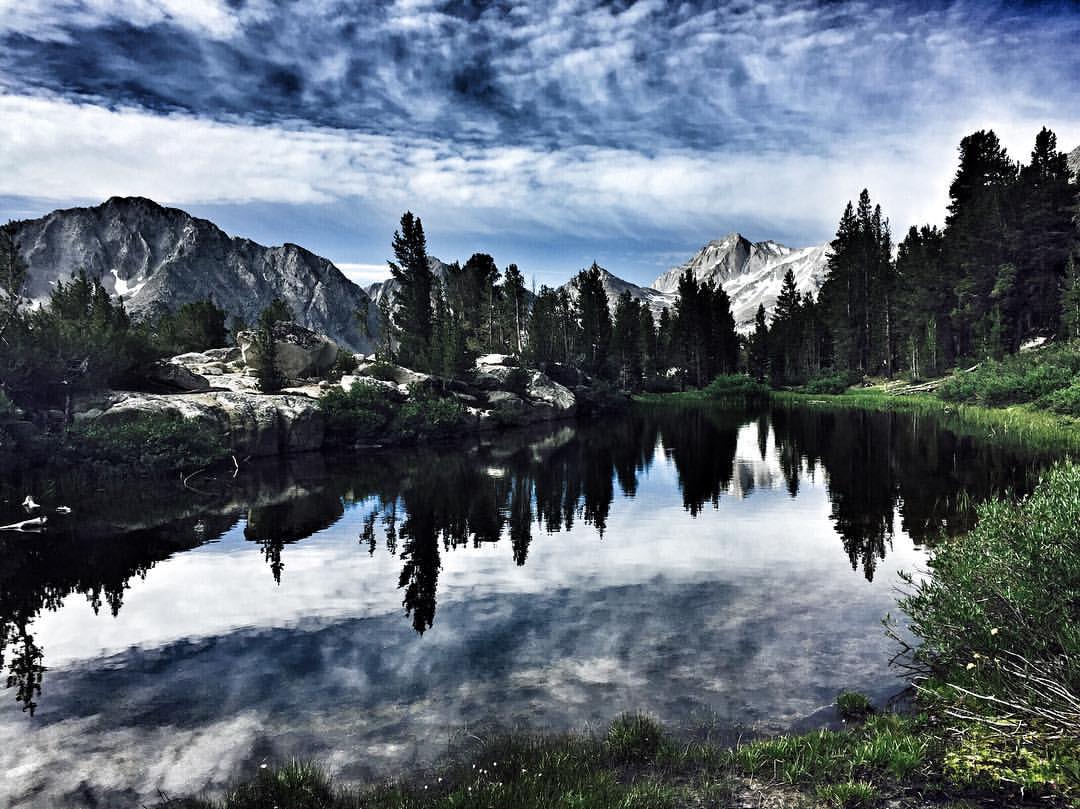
[0,405,1059,712]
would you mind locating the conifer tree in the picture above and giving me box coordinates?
[1011,127,1075,343]
[572,263,613,377]
[748,303,769,382]
[388,211,435,370]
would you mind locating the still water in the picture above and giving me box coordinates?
[0,404,1060,807]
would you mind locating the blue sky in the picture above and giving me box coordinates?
[2,0,1079,288]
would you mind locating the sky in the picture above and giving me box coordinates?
[1,0,1079,288]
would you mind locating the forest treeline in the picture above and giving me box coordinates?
[384,126,1079,392]
[0,126,1076,413]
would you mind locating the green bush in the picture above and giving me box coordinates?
[393,384,466,440]
[937,342,1080,410]
[320,381,394,444]
[68,413,229,469]
[836,691,873,722]
[802,371,857,395]
[1040,378,1080,416]
[358,361,400,382]
[503,366,531,396]
[604,713,665,765]
[702,374,770,404]
[324,350,359,382]
[321,380,465,445]
[898,460,1080,800]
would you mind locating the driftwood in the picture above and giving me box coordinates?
[0,516,47,531]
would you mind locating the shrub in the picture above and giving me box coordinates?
[320,380,393,444]
[937,341,1080,409]
[68,413,229,469]
[503,366,531,396]
[898,460,1080,800]
[358,361,400,382]
[802,371,857,395]
[393,384,466,440]
[836,691,873,722]
[320,380,465,444]
[1040,379,1080,416]
[702,374,770,405]
[324,350,359,382]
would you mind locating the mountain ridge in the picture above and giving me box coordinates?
[10,196,378,351]
[9,197,830,346]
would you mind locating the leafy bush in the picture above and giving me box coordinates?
[898,460,1080,800]
[702,374,770,405]
[503,366,531,396]
[321,380,465,445]
[802,371,858,395]
[358,361,400,382]
[1039,378,1080,416]
[68,413,229,469]
[836,691,874,722]
[324,350,359,382]
[937,341,1080,409]
[320,381,394,444]
[393,384,467,440]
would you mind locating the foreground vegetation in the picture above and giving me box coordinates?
[158,711,939,809]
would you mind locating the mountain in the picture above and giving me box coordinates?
[1069,145,1080,179]
[559,266,675,319]
[10,197,377,351]
[651,233,829,331]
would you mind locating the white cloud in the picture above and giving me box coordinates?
[2,91,1078,251]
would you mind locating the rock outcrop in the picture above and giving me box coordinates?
[238,322,339,382]
[93,391,325,457]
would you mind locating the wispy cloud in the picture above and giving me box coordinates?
[3,0,1079,281]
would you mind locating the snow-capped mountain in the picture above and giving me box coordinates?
[1068,145,1080,179]
[650,233,830,332]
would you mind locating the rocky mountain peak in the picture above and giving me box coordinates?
[10,198,377,351]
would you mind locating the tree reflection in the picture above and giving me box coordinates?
[0,405,1057,712]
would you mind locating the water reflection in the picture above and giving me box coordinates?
[0,404,1058,718]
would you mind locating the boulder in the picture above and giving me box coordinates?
[237,323,339,381]
[525,371,576,413]
[203,347,243,362]
[484,390,525,409]
[475,353,515,367]
[94,391,325,456]
[145,360,211,391]
[353,362,430,387]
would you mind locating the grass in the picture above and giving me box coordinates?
[155,711,955,809]
[770,388,1080,453]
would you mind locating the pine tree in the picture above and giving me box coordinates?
[943,130,1018,358]
[1011,127,1075,344]
[572,263,613,377]
[0,223,26,344]
[388,211,435,370]
[1062,253,1080,342]
[500,263,527,356]
[748,303,769,382]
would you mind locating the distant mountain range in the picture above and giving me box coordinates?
[9,197,831,348]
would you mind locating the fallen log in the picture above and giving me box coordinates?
[0,516,47,531]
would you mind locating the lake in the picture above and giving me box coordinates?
[0,403,1061,808]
